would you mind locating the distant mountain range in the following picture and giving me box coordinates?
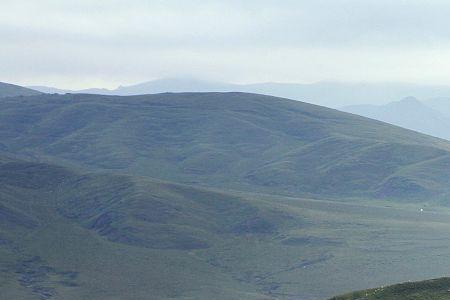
[341,97,450,141]
[28,78,237,97]
[28,78,450,108]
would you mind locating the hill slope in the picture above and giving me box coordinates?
[0,153,286,299]
[0,82,41,98]
[330,278,450,300]
[5,154,450,299]
[2,92,450,201]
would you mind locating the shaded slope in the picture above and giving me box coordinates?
[56,175,287,251]
[2,92,450,201]
[0,154,290,299]
[0,154,290,252]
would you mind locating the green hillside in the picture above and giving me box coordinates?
[1,92,450,201]
[0,82,41,98]
[330,278,450,300]
[4,153,450,299]
[0,154,282,299]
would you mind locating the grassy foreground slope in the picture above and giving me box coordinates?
[2,92,450,201]
[4,154,450,299]
[0,153,283,299]
[330,278,450,300]
[0,82,41,98]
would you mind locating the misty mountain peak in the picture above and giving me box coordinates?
[397,96,422,105]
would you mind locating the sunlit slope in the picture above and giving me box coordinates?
[329,278,450,300]
[2,92,450,201]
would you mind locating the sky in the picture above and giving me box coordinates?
[2,0,450,89]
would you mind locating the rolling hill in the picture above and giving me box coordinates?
[0,153,284,299]
[1,92,450,202]
[0,82,41,98]
[4,152,450,299]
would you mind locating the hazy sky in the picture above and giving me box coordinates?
[2,0,450,89]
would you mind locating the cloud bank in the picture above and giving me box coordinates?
[1,0,450,88]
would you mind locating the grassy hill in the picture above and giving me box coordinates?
[1,92,450,201]
[0,82,41,98]
[330,278,450,300]
[0,153,286,299]
[4,153,450,299]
